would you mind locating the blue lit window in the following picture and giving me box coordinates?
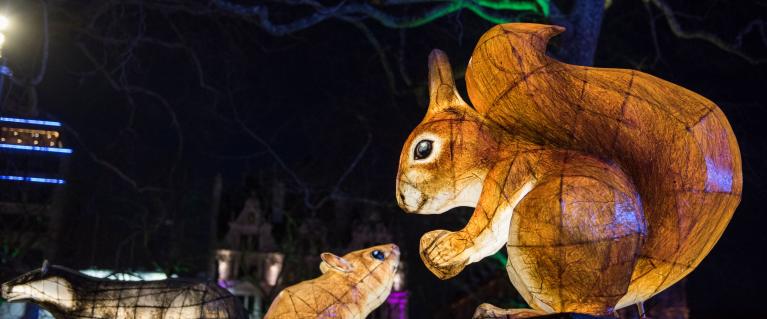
[0,143,72,154]
[0,175,65,184]
[0,117,62,127]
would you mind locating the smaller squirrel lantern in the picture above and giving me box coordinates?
[264,244,400,319]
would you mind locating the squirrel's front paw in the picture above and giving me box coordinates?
[419,230,471,279]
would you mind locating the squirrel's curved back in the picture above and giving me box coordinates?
[465,23,742,302]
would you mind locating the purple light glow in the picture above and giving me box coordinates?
[217,279,236,289]
[386,291,409,319]
[704,157,733,192]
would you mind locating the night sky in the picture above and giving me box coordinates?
[0,0,766,318]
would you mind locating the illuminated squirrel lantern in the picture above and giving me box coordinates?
[396,23,741,316]
[1,261,244,318]
[264,244,400,319]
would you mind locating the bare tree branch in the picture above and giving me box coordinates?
[30,0,49,86]
[75,42,183,192]
[644,0,663,66]
[310,127,373,213]
[212,0,544,35]
[62,123,170,194]
[647,0,767,64]
[344,19,400,95]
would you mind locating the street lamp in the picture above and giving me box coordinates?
[0,15,9,29]
[0,15,9,57]
[0,14,11,112]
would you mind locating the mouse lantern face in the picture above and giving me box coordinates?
[319,244,401,275]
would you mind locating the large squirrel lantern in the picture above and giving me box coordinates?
[396,23,741,316]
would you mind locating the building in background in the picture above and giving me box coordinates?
[0,6,71,266]
[0,116,70,263]
[217,196,283,319]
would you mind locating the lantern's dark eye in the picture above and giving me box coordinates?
[371,250,385,261]
[414,140,433,160]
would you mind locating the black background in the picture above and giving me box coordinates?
[0,0,765,318]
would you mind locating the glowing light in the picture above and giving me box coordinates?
[0,143,72,154]
[0,175,64,184]
[705,157,733,192]
[216,249,241,282]
[217,279,235,288]
[28,177,65,184]
[0,117,62,127]
[491,251,507,267]
[0,33,5,47]
[80,269,177,281]
[386,291,409,319]
[0,16,9,31]
[393,262,406,291]
[264,253,284,287]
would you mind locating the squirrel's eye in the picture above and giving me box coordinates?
[371,250,385,261]
[414,140,433,160]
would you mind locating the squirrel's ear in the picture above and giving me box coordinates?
[320,252,353,273]
[426,49,470,116]
[41,260,50,274]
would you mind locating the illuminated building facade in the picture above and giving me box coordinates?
[0,115,71,261]
[0,116,69,188]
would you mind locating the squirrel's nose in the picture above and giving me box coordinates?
[391,244,400,256]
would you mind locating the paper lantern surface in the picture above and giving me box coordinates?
[396,23,741,316]
[1,262,245,318]
[264,244,400,319]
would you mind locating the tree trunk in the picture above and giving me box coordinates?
[549,0,605,66]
